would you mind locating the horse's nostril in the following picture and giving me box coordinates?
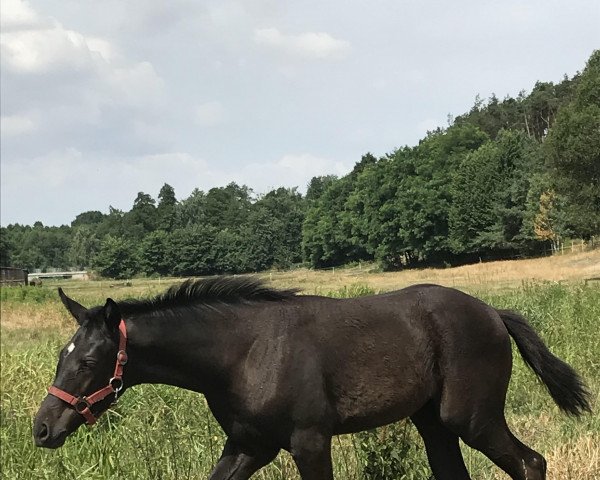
[37,423,49,441]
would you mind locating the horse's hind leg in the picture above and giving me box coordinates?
[411,402,471,480]
[438,355,546,478]
[459,419,546,480]
[434,307,547,479]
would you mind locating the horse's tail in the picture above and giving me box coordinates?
[497,309,591,416]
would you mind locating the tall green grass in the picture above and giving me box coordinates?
[1,282,598,479]
[0,286,58,304]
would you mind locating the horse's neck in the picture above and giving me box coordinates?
[125,310,251,393]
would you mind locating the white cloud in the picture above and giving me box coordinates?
[195,101,227,127]
[2,19,103,74]
[0,0,42,31]
[254,28,350,59]
[1,13,163,100]
[1,114,36,136]
[0,0,166,159]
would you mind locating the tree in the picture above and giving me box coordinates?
[93,235,139,279]
[157,184,177,232]
[169,225,217,276]
[0,228,12,265]
[71,211,105,228]
[306,175,338,203]
[343,157,391,266]
[248,188,305,269]
[533,191,563,252]
[68,226,100,269]
[452,74,579,141]
[212,228,250,274]
[123,192,157,239]
[204,183,253,231]
[524,82,561,140]
[449,130,542,257]
[96,207,125,238]
[302,175,363,267]
[139,230,173,276]
[390,124,488,264]
[544,50,600,239]
[449,142,501,254]
[176,188,207,228]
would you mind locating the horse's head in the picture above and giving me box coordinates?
[33,289,124,448]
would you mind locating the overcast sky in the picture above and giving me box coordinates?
[1,0,598,226]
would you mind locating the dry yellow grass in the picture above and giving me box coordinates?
[546,434,600,480]
[0,303,67,331]
[268,249,600,294]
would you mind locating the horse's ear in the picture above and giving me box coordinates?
[58,288,87,325]
[103,298,121,331]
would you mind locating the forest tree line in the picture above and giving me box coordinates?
[1,51,598,279]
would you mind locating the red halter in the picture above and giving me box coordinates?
[47,319,128,425]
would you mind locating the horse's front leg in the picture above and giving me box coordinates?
[290,429,334,480]
[208,438,279,480]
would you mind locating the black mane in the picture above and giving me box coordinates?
[118,276,299,315]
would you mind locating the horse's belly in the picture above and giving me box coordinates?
[331,372,433,434]
[325,332,436,434]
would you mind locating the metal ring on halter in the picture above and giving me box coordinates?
[109,377,123,392]
[75,398,91,414]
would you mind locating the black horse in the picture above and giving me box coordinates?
[34,277,590,479]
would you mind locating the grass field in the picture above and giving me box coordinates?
[1,251,599,479]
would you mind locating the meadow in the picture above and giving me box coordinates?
[1,251,599,479]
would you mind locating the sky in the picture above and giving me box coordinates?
[1,0,598,226]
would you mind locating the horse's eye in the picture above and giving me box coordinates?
[79,358,97,370]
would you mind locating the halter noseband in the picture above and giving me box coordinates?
[47,319,128,425]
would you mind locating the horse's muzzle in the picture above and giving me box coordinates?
[33,419,68,449]
[33,394,80,449]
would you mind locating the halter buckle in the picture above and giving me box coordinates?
[116,350,128,365]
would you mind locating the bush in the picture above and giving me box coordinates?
[355,422,430,480]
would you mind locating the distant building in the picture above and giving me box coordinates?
[0,267,29,286]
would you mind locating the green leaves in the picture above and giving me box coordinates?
[93,235,140,280]
[544,51,600,239]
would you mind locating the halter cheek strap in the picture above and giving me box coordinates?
[48,319,128,425]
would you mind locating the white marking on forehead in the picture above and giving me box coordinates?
[66,343,76,355]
